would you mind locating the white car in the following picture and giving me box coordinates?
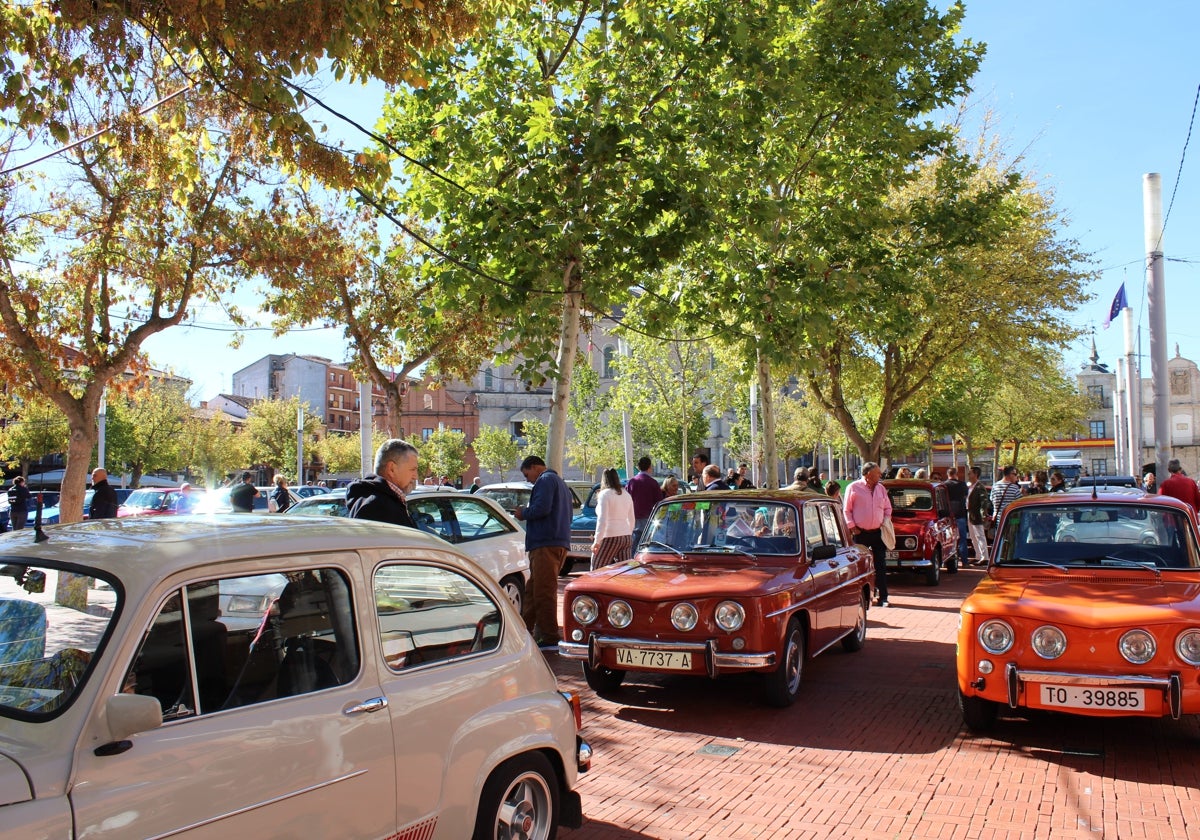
[0,516,589,839]
[477,481,584,515]
[289,489,531,614]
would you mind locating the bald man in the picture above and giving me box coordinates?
[89,467,119,519]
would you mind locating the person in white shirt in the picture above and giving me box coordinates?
[591,468,636,570]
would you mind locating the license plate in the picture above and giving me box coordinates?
[1038,684,1145,711]
[885,550,899,560]
[615,648,692,670]
[570,542,591,554]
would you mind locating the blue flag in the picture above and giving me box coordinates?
[1103,283,1127,329]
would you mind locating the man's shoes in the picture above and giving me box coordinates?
[533,636,561,652]
[874,599,889,608]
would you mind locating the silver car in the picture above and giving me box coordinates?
[289,489,531,615]
[0,517,589,839]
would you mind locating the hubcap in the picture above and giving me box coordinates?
[496,773,551,840]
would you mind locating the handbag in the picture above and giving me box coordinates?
[880,516,896,550]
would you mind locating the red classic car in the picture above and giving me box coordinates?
[883,479,961,586]
[559,490,874,707]
[957,491,1200,731]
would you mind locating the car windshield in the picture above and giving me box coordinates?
[0,561,120,718]
[125,489,167,509]
[994,503,1200,569]
[887,486,934,514]
[291,495,348,517]
[642,499,799,556]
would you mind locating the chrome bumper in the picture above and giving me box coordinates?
[558,635,775,678]
[1005,663,1183,719]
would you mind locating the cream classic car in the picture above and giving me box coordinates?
[0,516,589,839]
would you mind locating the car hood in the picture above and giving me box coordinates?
[0,750,31,806]
[965,574,1200,627]
[573,557,794,600]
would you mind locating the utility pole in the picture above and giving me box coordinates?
[1143,173,1169,479]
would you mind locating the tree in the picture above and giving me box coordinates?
[565,362,622,481]
[103,383,191,487]
[0,0,484,190]
[0,395,69,476]
[318,429,386,477]
[519,419,550,465]
[422,427,468,482]
[243,397,322,476]
[472,425,521,482]
[180,413,246,489]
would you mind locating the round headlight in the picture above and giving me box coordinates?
[1175,630,1200,665]
[1119,629,1156,664]
[978,619,1014,655]
[571,596,598,625]
[671,602,699,632]
[715,601,745,632]
[608,600,633,629]
[1031,625,1067,660]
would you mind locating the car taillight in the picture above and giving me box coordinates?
[560,690,583,729]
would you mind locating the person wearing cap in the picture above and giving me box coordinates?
[89,468,119,519]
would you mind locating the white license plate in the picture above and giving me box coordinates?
[570,543,591,554]
[1038,684,1145,711]
[615,648,692,670]
[885,550,899,560]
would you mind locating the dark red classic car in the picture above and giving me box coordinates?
[558,490,874,707]
[883,479,961,586]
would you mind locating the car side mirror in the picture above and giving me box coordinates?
[106,693,163,741]
[810,545,837,562]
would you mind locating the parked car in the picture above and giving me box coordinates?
[190,486,300,514]
[957,491,1200,732]
[35,488,136,525]
[477,481,583,516]
[0,516,589,838]
[1,491,61,529]
[292,485,330,499]
[289,489,531,614]
[559,489,874,707]
[882,479,961,586]
[1069,475,1141,489]
[116,487,189,517]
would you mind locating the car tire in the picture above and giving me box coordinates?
[960,690,999,732]
[583,663,625,693]
[473,752,560,840]
[842,592,867,652]
[499,574,525,615]
[945,550,959,574]
[925,549,942,586]
[763,617,805,707]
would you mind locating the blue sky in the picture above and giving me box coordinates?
[146,0,1200,401]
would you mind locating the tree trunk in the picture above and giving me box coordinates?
[546,260,582,473]
[756,354,779,488]
[53,411,101,610]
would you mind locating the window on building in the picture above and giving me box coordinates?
[1087,384,1104,406]
[512,420,525,440]
[423,393,434,410]
[422,428,434,441]
[1089,420,1105,439]
[602,345,616,378]
[484,369,493,389]
[1091,459,1108,476]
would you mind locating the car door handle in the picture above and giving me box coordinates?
[343,696,388,716]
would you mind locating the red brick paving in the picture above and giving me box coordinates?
[550,566,1200,839]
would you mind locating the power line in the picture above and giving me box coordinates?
[1160,81,1200,244]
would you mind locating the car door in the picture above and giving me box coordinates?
[69,559,397,840]
[800,503,844,651]
[816,502,863,631]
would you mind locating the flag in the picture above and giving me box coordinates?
[1103,283,1128,329]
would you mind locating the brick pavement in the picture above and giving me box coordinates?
[551,566,1200,840]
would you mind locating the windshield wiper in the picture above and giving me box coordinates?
[1092,554,1162,579]
[1001,556,1069,572]
[645,540,685,558]
[690,543,756,561]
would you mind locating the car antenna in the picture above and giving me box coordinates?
[1091,481,1098,501]
[33,494,49,543]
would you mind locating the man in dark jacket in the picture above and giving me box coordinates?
[89,467,120,519]
[229,471,259,513]
[6,476,30,530]
[514,455,572,648]
[346,440,419,528]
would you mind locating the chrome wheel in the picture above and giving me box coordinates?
[763,618,804,707]
[500,574,525,614]
[474,753,559,840]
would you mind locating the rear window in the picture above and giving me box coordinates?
[0,562,121,719]
[888,487,934,513]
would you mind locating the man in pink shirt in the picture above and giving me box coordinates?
[843,462,893,607]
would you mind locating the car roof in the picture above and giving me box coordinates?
[478,481,534,491]
[0,515,459,586]
[881,479,943,488]
[1005,488,1191,511]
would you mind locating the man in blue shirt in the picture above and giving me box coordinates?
[514,455,572,649]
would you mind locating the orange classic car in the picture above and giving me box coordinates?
[882,479,961,586]
[559,489,874,707]
[957,490,1200,731]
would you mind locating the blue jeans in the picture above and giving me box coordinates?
[955,516,969,562]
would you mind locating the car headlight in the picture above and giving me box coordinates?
[901,536,917,550]
[1031,625,1067,660]
[714,601,745,632]
[1119,629,1156,664]
[978,619,1014,654]
[671,603,699,632]
[572,596,598,625]
[608,600,633,629]
[1175,629,1200,665]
